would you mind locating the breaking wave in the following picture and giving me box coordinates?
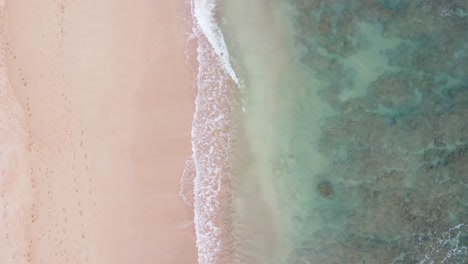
[180,0,238,263]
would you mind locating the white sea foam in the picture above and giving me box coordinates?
[179,158,195,207]
[181,0,239,263]
[417,223,468,264]
[191,0,239,85]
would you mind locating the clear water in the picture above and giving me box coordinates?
[219,0,468,263]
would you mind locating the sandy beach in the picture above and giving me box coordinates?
[0,0,197,263]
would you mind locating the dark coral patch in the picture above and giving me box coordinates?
[318,181,334,198]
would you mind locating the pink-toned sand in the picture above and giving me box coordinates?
[0,0,197,263]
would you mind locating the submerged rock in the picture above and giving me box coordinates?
[317,181,333,198]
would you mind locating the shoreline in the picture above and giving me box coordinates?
[184,0,244,263]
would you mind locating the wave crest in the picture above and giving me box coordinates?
[181,0,239,263]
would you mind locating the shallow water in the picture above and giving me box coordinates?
[218,0,468,263]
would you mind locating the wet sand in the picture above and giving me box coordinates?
[1,0,197,263]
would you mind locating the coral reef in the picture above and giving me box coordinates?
[280,0,468,262]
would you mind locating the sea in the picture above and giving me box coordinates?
[182,0,468,263]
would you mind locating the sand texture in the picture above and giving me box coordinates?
[0,0,197,263]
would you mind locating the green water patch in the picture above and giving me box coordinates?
[338,22,402,101]
[270,0,468,263]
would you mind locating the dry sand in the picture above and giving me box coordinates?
[0,0,197,263]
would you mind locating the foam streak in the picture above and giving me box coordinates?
[182,0,238,263]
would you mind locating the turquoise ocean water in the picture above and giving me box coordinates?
[215,0,468,263]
